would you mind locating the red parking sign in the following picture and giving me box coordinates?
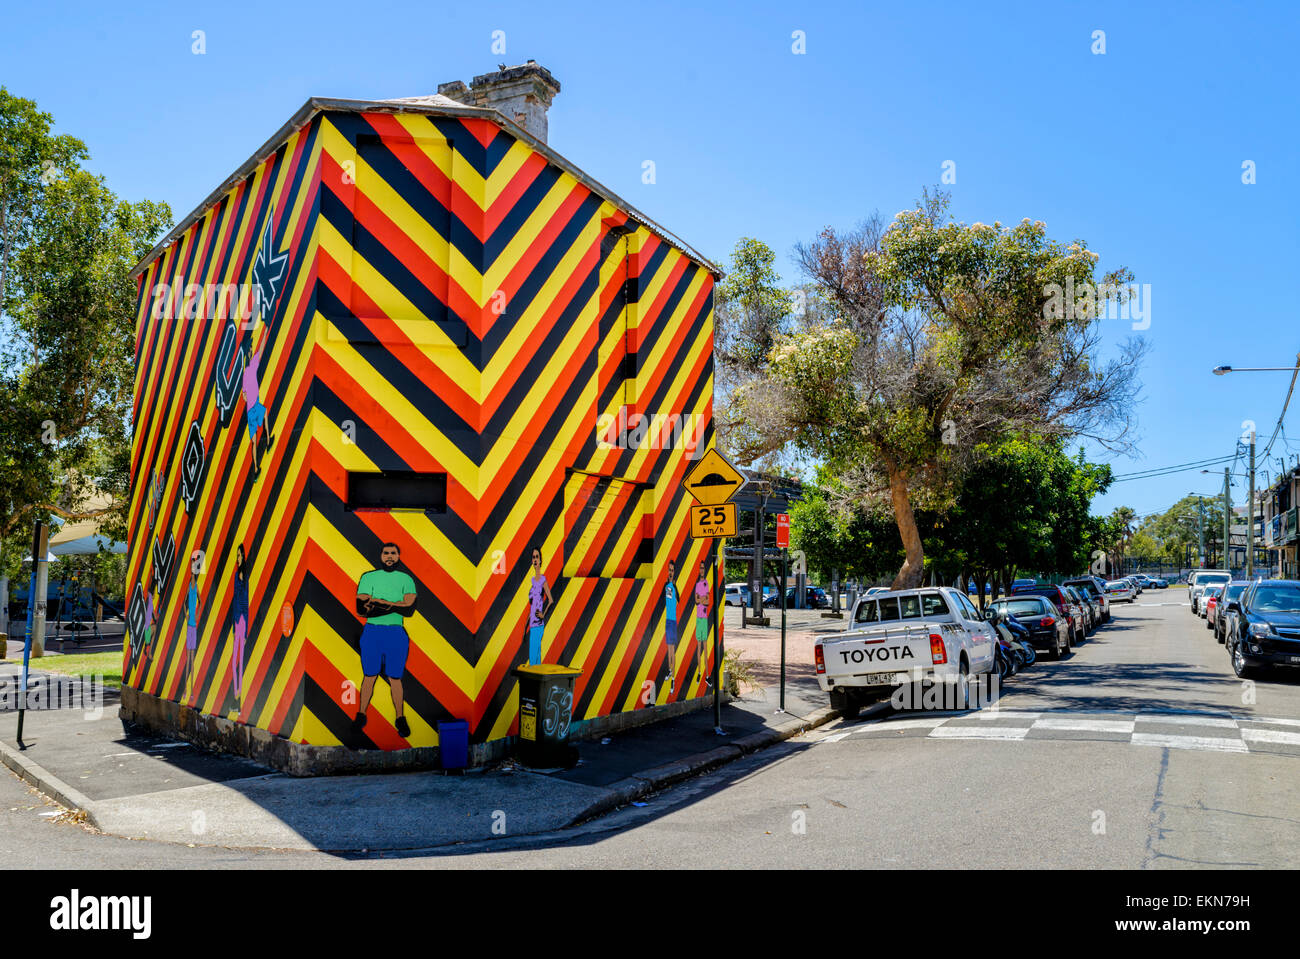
[776,513,789,548]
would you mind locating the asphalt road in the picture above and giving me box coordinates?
[4,594,1299,868]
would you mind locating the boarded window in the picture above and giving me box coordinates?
[347,471,447,512]
[562,472,645,578]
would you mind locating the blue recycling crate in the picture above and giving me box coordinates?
[437,719,468,769]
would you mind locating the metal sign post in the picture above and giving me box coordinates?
[18,522,49,748]
[779,547,787,713]
[712,538,723,733]
[682,449,746,737]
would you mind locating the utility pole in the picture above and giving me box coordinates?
[1198,497,1205,568]
[1223,467,1231,573]
[1248,431,1256,579]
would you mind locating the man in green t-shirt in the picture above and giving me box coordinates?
[352,542,417,739]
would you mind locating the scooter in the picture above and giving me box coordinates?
[1002,612,1036,668]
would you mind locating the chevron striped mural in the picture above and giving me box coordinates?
[127,103,719,759]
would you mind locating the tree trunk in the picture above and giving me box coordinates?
[888,465,925,589]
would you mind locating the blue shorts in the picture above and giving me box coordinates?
[361,622,409,678]
[666,615,677,646]
[246,402,266,443]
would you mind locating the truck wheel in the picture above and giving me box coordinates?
[830,690,860,721]
[955,660,971,711]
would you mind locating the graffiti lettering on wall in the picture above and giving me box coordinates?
[127,207,289,701]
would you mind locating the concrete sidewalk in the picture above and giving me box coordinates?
[0,660,835,852]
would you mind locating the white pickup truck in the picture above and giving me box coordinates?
[815,586,997,718]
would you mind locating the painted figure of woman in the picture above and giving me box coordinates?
[526,546,553,666]
[232,545,249,704]
[694,559,711,689]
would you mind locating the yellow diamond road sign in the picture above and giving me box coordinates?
[683,449,746,506]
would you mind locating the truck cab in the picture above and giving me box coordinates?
[814,586,996,718]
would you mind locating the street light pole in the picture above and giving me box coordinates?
[1248,431,1256,579]
[1198,497,1205,568]
[1223,467,1231,573]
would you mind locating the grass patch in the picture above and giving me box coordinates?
[3,650,122,690]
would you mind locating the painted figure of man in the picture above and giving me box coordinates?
[185,558,200,698]
[694,559,711,689]
[525,546,553,666]
[232,545,249,704]
[664,559,680,695]
[353,542,417,739]
[242,346,274,478]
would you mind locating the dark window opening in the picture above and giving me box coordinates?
[347,471,447,512]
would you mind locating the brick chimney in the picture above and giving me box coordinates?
[437,61,561,144]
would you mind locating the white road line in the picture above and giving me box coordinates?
[819,732,852,744]
[1131,732,1248,753]
[1033,717,1135,733]
[973,711,1042,720]
[1241,728,1300,747]
[1135,714,1238,728]
[929,726,1030,741]
[1237,716,1300,728]
[858,717,949,732]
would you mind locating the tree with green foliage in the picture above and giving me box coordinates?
[935,438,1112,606]
[788,474,903,584]
[1135,494,1225,565]
[729,190,1147,588]
[0,87,172,585]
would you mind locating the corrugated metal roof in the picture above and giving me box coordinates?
[130,95,721,279]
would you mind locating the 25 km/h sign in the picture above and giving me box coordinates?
[691,503,737,538]
[682,448,746,539]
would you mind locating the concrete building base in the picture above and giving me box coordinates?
[119,684,725,777]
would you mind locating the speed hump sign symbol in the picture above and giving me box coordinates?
[682,449,745,506]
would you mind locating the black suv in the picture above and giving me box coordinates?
[1225,580,1300,678]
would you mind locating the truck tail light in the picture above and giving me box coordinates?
[929,633,947,665]
[815,643,825,675]
[1040,616,1055,628]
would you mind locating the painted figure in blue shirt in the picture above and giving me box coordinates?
[664,559,680,695]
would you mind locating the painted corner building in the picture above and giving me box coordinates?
[124,64,721,762]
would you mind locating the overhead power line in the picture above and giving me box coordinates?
[1111,454,1236,482]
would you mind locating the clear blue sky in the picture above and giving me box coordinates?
[6,0,1297,519]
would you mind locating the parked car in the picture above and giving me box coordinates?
[1123,576,1143,595]
[724,583,752,607]
[1062,585,1093,632]
[1213,581,1249,643]
[1104,579,1135,603]
[815,587,997,717]
[1201,584,1223,623]
[1010,584,1086,646]
[1012,578,1037,590]
[988,595,1071,659]
[1063,576,1110,624]
[1070,584,1103,631]
[1224,579,1300,679]
[764,586,830,609]
[1189,570,1232,614]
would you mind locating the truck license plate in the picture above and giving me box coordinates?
[1289,656,1300,664]
[865,671,900,684]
